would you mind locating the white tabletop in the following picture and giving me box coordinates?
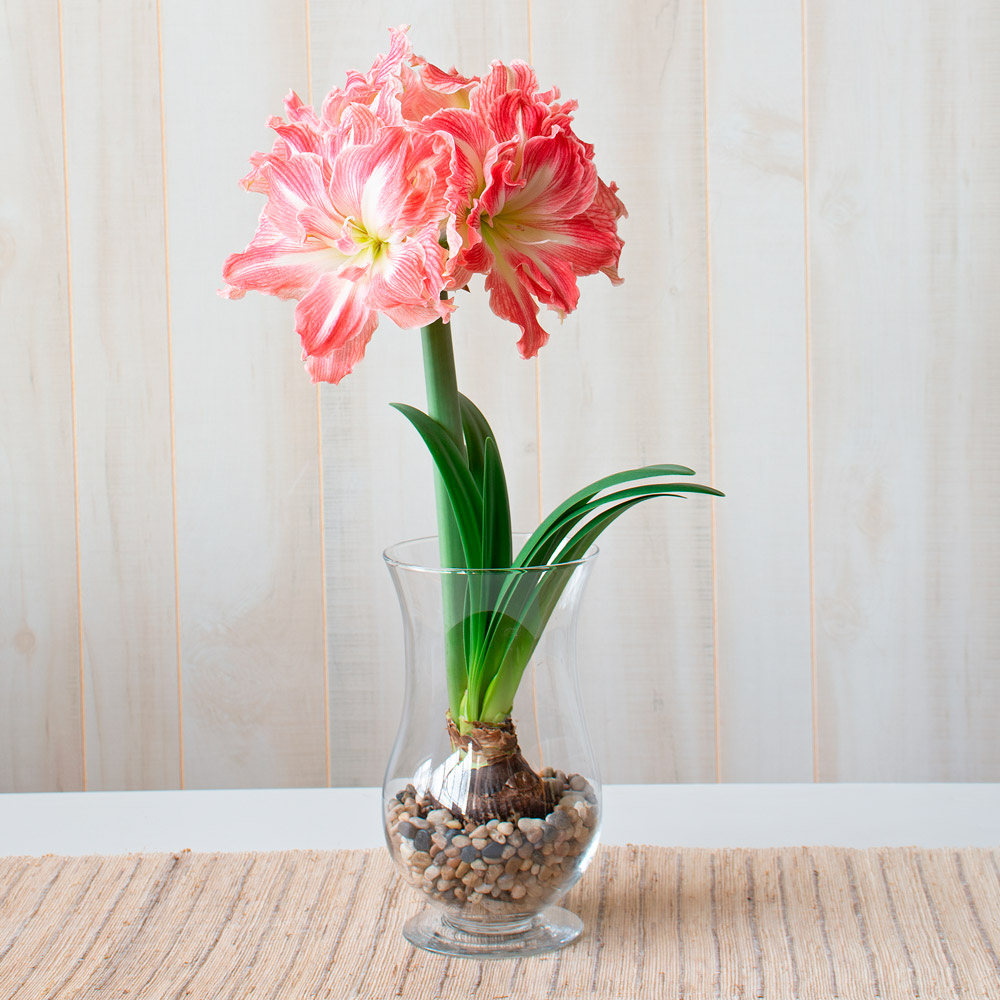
[1,784,996,857]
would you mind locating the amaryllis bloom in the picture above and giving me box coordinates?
[222,29,626,381]
[222,121,453,383]
[431,60,626,358]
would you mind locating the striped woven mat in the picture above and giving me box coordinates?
[1,845,998,999]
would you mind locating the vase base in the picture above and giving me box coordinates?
[403,905,583,959]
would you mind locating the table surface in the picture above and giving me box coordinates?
[1,783,997,856]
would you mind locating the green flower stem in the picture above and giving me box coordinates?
[421,316,468,722]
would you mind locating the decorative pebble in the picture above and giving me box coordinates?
[387,771,598,915]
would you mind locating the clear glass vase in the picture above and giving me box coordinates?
[382,535,602,959]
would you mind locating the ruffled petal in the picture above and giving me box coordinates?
[222,213,342,300]
[296,273,378,383]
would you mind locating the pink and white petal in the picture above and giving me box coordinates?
[381,296,454,331]
[262,153,336,239]
[304,322,376,384]
[222,214,341,299]
[500,131,598,222]
[366,234,447,314]
[296,272,378,383]
[482,253,550,359]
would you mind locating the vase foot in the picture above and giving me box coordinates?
[403,905,583,959]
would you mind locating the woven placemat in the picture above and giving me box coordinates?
[1,845,998,999]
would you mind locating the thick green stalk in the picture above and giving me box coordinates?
[420,317,468,723]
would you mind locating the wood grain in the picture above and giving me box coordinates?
[306,9,535,786]
[807,0,1000,779]
[530,0,717,782]
[0,2,84,791]
[60,0,181,790]
[161,0,327,788]
[705,0,814,780]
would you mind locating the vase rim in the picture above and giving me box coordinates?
[383,534,599,574]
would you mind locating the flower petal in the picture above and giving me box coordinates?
[296,273,378,383]
[222,213,342,300]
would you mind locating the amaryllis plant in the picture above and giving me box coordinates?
[223,29,721,821]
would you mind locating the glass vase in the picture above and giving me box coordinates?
[382,535,602,959]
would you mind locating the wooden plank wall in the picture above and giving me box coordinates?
[1,0,997,791]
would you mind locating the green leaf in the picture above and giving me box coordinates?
[390,402,484,569]
[481,437,512,571]
[513,464,698,569]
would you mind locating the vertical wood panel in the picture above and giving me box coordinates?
[0,3,84,791]
[61,0,180,789]
[706,0,814,780]
[162,0,328,788]
[808,0,1000,778]
[532,0,717,782]
[307,9,534,786]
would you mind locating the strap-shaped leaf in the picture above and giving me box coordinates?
[459,394,493,492]
[390,403,484,569]
[482,437,512,571]
[513,464,697,569]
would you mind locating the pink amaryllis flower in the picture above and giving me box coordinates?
[222,119,453,383]
[222,29,626,382]
[429,60,626,358]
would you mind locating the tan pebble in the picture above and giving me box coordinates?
[484,867,500,885]
[519,859,532,871]
[445,819,462,829]
[570,775,587,791]
[425,865,441,880]
[446,856,461,869]
[454,887,467,902]
[526,828,543,844]
[508,831,523,847]
[456,861,471,877]
[470,859,486,871]
[541,844,554,857]
[530,863,541,875]
[497,874,515,890]
[436,878,451,892]
[489,833,506,845]
[472,838,488,850]
[517,844,533,859]
[410,851,432,869]
[511,884,526,900]
[486,818,500,829]
[451,835,470,848]
[398,811,411,821]
[490,885,502,898]
[497,821,514,836]
[501,845,516,860]
[474,883,492,894]
[471,825,488,839]
[504,858,521,876]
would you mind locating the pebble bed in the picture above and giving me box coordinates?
[386,768,598,916]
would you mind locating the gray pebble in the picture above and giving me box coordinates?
[482,841,505,860]
[460,845,478,863]
[413,829,431,852]
[397,821,415,839]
